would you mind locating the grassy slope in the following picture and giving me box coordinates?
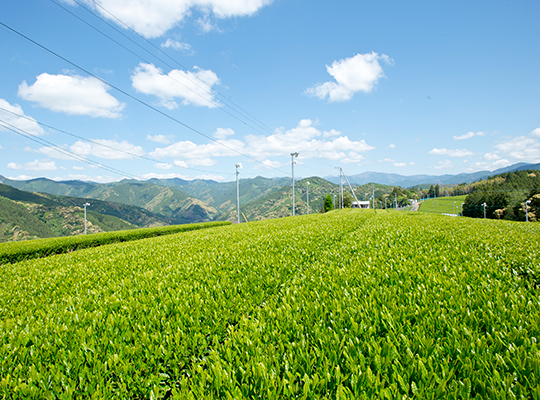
[1,211,538,398]
[419,195,467,214]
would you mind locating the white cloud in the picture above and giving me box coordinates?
[70,139,145,160]
[379,158,395,163]
[73,166,85,171]
[483,152,501,161]
[71,0,273,38]
[467,159,512,172]
[214,127,235,139]
[140,172,224,181]
[50,174,120,183]
[433,160,453,170]
[453,131,486,140]
[254,159,281,169]
[305,52,392,102]
[531,128,540,138]
[0,99,45,136]
[131,63,220,108]
[245,119,375,161]
[388,143,396,149]
[18,73,124,118]
[494,136,540,163]
[147,134,174,144]
[393,162,407,167]
[429,148,474,157]
[149,119,375,167]
[7,159,57,171]
[161,39,193,54]
[151,138,245,160]
[155,162,173,169]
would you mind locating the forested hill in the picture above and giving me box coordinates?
[0,183,172,242]
[463,169,540,220]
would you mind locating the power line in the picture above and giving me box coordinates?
[48,0,275,138]
[47,0,343,177]
[0,118,139,179]
[0,105,224,176]
[0,20,290,176]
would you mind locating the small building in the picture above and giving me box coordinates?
[351,201,370,209]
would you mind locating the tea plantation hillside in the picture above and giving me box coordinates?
[1,210,539,398]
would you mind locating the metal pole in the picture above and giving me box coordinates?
[235,164,241,224]
[83,202,90,234]
[453,201,456,215]
[526,200,531,222]
[306,181,310,214]
[291,152,298,216]
[482,202,487,219]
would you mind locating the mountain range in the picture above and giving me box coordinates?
[1,161,539,241]
[326,162,540,187]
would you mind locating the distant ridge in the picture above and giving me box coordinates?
[325,162,540,187]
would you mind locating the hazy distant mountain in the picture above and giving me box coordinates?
[326,162,539,187]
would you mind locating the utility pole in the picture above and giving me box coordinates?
[372,185,375,209]
[235,163,241,224]
[306,181,310,214]
[83,202,90,234]
[482,202,487,219]
[526,200,531,222]
[394,193,397,210]
[291,152,299,216]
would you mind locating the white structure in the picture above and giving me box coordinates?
[352,201,370,209]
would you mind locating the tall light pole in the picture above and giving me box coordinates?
[526,200,531,222]
[83,202,90,234]
[291,152,299,216]
[306,181,310,214]
[235,163,241,224]
[453,201,456,215]
[385,198,388,210]
[482,202,487,219]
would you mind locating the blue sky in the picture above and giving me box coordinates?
[1,0,539,183]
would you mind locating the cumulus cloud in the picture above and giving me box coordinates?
[429,148,474,157]
[147,134,174,144]
[378,158,395,163]
[388,143,396,149]
[214,127,235,140]
[0,99,45,136]
[245,119,375,161]
[131,63,220,109]
[7,159,57,171]
[433,160,453,170]
[155,162,173,169]
[531,128,540,138]
[149,119,375,167]
[254,159,281,169]
[393,162,407,167]
[467,159,513,172]
[494,134,540,163]
[70,139,145,160]
[484,152,501,161]
[161,39,193,54]
[18,73,124,118]
[140,172,224,181]
[453,131,486,140]
[305,52,392,102]
[70,0,273,38]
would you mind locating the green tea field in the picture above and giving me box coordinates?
[1,210,539,398]
[419,195,468,215]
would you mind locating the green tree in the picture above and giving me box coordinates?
[322,195,334,213]
[435,184,440,197]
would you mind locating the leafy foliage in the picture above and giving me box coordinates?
[0,221,231,264]
[1,211,539,398]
